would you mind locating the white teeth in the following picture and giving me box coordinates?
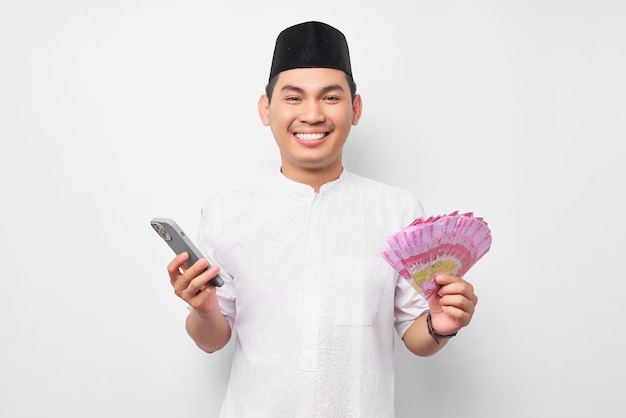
[295,133,326,141]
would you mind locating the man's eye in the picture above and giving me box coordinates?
[324,96,340,101]
[285,96,301,102]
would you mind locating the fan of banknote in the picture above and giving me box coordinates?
[382,211,492,298]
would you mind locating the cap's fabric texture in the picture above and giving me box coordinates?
[268,21,352,80]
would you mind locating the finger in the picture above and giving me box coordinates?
[184,258,210,279]
[439,305,473,326]
[186,283,218,312]
[167,252,190,280]
[186,265,220,294]
[437,277,475,299]
[173,258,209,293]
[439,293,476,316]
[197,264,221,287]
[434,274,462,286]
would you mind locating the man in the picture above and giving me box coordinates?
[167,21,478,417]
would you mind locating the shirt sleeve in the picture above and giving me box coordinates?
[196,197,237,329]
[393,275,429,337]
[393,191,429,337]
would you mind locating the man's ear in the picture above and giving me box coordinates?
[258,94,270,126]
[351,94,363,126]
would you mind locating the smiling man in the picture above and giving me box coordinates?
[167,21,478,417]
[259,66,361,191]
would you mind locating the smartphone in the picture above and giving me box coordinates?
[150,217,224,287]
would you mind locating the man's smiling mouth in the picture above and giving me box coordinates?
[294,132,328,141]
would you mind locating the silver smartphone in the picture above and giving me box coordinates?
[150,217,224,287]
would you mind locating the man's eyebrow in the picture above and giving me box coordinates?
[279,84,346,95]
[319,84,345,95]
[280,85,305,94]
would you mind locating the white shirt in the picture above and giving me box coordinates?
[197,170,429,418]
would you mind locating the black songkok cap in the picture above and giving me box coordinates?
[268,21,352,81]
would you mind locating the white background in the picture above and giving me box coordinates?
[1,1,625,417]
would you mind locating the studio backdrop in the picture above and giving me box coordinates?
[1,1,625,417]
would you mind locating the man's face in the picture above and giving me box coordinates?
[258,68,362,183]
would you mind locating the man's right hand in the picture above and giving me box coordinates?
[167,252,222,315]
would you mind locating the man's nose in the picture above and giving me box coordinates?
[298,100,325,124]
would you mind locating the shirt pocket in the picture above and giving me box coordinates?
[334,255,392,327]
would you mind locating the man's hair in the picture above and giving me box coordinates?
[265,73,357,102]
